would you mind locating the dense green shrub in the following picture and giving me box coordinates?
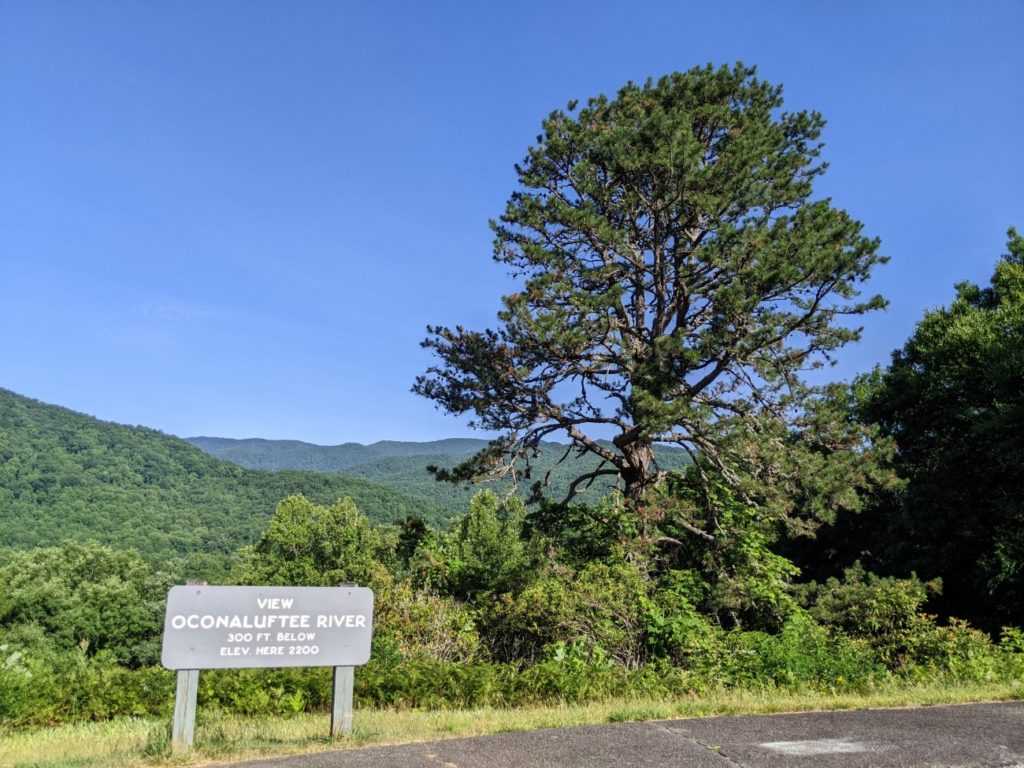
[794,564,1024,683]
[0,541,170,666]
[797,564,937,641]
[715,612,885,691]
[199,668,332,716]
[3,490,1022,730]
[482,560,650,666]
[373,581,482,662]
[3,621,1023,727]
[354,656,701,708]
[0,645,173,726]
[356,658,513,709]
[639,569,720,665]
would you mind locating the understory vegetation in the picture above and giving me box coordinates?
[2,490,1023,728]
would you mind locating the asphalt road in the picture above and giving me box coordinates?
[226,701,1024,768]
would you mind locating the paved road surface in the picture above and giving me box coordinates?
[227,701,1024,768]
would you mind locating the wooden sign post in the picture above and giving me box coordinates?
[171,668,199,752]
[330,665,355,737]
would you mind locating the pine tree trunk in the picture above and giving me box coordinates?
[620,440,654,500]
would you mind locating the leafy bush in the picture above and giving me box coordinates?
[356,658,513,708]
[200,668,330,716]
[3,620,1023,727]
[373,581,482,662]
[0,645,173,726]
[640,569,719,665]
[797,563,937,643]
[795,563,1016,680]
[998,627,1024,678]
[0,541,170,666]
[714,612,885,691]
[482,560,650,667]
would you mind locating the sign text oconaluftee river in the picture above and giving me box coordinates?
[161,584,374,670]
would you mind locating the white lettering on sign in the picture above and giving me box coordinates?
[169,614,321,630]
[316,614,367,628]
[277,632,316,642]
[257,598,294,609]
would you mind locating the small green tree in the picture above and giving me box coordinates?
[413,490,532,599]
[233,495,390,588]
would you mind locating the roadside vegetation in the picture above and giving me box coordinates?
[3,681,1023,768]
[2,489,1024,734]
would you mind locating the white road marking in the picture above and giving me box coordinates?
[759,737,881,755]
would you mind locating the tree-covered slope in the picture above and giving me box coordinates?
[0,389,448,560]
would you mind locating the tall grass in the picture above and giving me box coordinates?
[2,679,1021,768]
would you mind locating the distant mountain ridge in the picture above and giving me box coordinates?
[185,436,490,473]
[185,436,692,512]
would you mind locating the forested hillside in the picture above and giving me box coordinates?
[187,436,692,510]
[0,389,448,560]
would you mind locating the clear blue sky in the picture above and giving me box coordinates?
[2,1,1022,443]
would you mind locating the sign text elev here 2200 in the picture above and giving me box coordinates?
[161,584,374,670]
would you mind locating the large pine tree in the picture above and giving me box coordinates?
[415,64,888,542]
